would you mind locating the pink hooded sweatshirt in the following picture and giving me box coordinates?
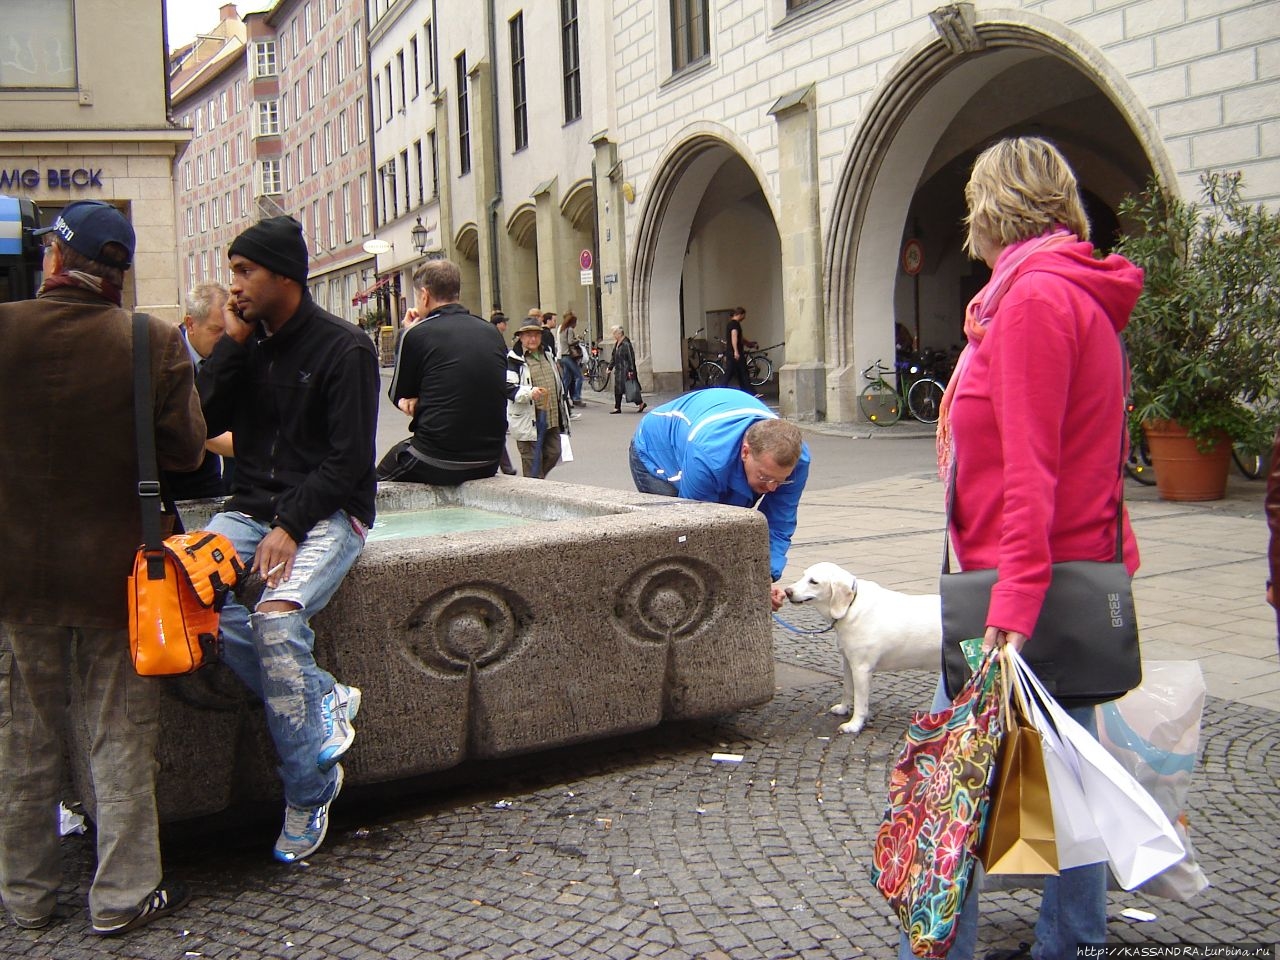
[949,240,1144,638]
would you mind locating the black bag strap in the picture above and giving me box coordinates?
[132,313,169,580]
[941,335,1128,575]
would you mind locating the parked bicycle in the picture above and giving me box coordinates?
[858,357,947,425]
[686,329,723,388]
[584,340,611,392]
[743,341,783,387]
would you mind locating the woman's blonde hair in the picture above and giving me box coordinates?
[963,136,1089,259]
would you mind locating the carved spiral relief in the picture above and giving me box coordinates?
[402,583,530,675]
[614,558,722,642]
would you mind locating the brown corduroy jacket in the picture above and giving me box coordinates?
[0,287,206,629]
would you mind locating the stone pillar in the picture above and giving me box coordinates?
[590,133,630,346]
[468,58,500,318]
[533,177,564,316]
[433,92,455,263]
[768,86,826,421]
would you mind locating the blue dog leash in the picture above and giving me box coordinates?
[771,612,834,636]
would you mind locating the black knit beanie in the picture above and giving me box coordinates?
[228,216,309,285]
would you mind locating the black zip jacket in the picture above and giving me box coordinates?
[197,294,379,541]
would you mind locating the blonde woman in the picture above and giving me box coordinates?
[905,137,1143,960]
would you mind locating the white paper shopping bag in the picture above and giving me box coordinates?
[560,433,574,462]
[1010,649,1184,889]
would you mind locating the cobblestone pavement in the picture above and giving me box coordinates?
[6,471,1280,959]
[8,638,1279,959]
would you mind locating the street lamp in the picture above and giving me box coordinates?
[411,217,429,255]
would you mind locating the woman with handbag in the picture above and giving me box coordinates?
[902,137,1144,960]
[607,324,646,414]
[557,311,585,408]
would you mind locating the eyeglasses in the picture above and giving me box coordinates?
[753,473,793,488]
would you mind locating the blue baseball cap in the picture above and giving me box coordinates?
[32,200,135,268]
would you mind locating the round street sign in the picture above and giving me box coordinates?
[579,249,593,271]
[901,238,924,276]
[363,238,392,255]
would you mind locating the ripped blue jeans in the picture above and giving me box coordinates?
[206,510,365,809]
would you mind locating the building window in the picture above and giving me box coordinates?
[187,254,196,288]
[236,133,245,164]
[199,203,208,232]
[183,161,192,190]
[197,155,206,185]
[256,99,280,136]
[359,172,371,234]
[343,184,353,242]
[1,0,76,88]
[185,208,194,237]
[561,0,581,123]
[306,68,315,108]
[414,139,424,206]
[327,192,336,250]
[309,133,318,175]
[317,0,326,27]
[409,37,420,99]
[239,185,248,215]
[235,79,244,110]
[670,0,709,73]
[353,20,363,67]
[225,192,233,223]
[209,148,218,178]
[372,76,382,128]
[397,48,407,110]
[221,91,229,122]
[384,63,393,117]
[336,37,346,81]
[281,90,290,130]
[285,152,294,190]
[293,80,302,121]
[296,144,305,183]
[304,2,314,42]
[200,251,208,280]
[258,160,282,195]
[324,121,333,164]
[510,13,528,151]
[356,96,367,143]
[400,149,410,211]
[456,52,470,176]
[212,198,220,229]
[339,108,350,154]
[312,200,321,250]
[429,130,439,198]
[207,97,217,129]
[321,53,331,94]
[423,20,434,88]
[195,107,204,136]
[253,40,278,77]
[222,143,230,172]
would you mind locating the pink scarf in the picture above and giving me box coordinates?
[936,228,1076,484]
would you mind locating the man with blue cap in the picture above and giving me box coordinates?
[0,200,205,935]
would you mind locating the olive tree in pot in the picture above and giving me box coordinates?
[1113,172,1280,501]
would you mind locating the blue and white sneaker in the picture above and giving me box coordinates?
[317,683,361,772]
[273,764,344,863]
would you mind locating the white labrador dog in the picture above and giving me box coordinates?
[783,562,941,734]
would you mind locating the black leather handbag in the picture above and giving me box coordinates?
[940,458,1140,708]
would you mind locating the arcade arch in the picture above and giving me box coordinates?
[825,13,1167,421]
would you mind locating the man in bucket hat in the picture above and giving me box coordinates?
[0,200,206,934]
[507,314,572,478]
[196,216,379,864]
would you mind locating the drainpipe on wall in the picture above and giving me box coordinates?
[485,0,503,311]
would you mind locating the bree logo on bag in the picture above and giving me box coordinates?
[1108,592,1125,628]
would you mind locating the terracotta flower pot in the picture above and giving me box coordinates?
[1142,419,1231,501]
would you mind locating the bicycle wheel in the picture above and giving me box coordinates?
[1232,444,1267,479]
[747,355,773,387]
[697,360,723,388]
[588,362,611,392]
[1125,437,1156,486]
[906,377,944,424]
[858,383,901,426]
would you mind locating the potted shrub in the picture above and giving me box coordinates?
[1113,172,1280,501]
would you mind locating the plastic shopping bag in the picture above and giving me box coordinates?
[1096,661,1209,901]
[1008,648,1184,890]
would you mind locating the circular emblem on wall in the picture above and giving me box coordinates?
[402,583,530,675]
[614,558,723,643]
[901,238,924,276]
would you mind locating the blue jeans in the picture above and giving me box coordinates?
[559,356,583,402]
[629,440,678,496]
[896,677,1106,960]
[207,510,365,809]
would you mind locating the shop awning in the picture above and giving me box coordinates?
[351,276,391,306]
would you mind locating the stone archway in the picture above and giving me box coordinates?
[824,10,1172,422]
[504,202,540,317]
[454,222,483,317]
[630,128,782,394]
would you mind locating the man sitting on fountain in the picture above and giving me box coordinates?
[197,216,379,864]
[378,258,509,484]
[629,388,811,611]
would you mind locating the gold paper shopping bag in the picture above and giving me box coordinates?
[979,651,1059,875]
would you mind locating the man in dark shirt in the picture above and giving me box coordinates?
[165,282,234,500]
[720,306,750,391]
[197,216,378,865]
[379,258,509,484]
